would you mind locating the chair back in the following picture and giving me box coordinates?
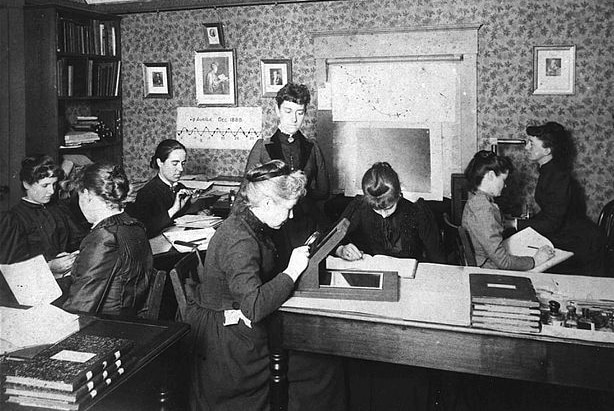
[141,269,167,320]
[442,213,476,267]
[169,250,203,321]
[598,200,614,250]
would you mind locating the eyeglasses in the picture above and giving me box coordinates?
[247,163,291,182]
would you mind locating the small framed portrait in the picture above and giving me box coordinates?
[203,23,225,49]
[533,45,576,95]
[142,62,172,98]
[194,49,237,106]
[260,59,292,97]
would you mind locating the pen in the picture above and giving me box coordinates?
[527,245,539,249]
[174,237,208,248]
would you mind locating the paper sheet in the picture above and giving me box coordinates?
[325,255,418,279]
[0,255,62,306]
[503,227,574,272]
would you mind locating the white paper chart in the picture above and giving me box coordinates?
[176,107,262,150]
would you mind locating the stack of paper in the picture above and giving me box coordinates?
[503,227,574,272]
[469,273,541,333]
[174,214,223,229]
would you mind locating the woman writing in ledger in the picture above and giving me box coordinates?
[185,160,310,410]
[0,155,85,288]
[63,163,153,316]
[509,122,605,275]
[128,139,193,238]
[336,162,445,263]
[462,150,554,270]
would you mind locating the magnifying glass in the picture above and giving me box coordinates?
[304,231,321,256]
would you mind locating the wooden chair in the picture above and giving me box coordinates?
[141,269,167,320]
[169,250,203,321]
[443,213,477,267]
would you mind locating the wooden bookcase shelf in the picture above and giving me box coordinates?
[24,4,123,166]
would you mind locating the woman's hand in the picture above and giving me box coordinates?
[48,251,79,279]
[533,245,555,266]
[168,188,193,218]
[335,243,363,261]
[285,245,310,282]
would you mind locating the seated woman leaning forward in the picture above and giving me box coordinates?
[63,163,154,316]
[127,139,194,238]
[462,150,554,271]
[184,160,310,411]
[336,162,446,263]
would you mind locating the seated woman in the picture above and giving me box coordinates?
[462,150,554,270]
[63,163,154,316]
[185,160,311,410]
[336,162,445,263]
[127,139,193,238]
[1,155,85,283]
[512,121,606,275]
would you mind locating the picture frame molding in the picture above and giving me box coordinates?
[203,22,225,49]
[142,62,172,99]
[194,49,238,106]
[260,59,292,97]
[532,45,576,95]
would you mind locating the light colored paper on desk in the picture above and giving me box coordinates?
[174,214,223,229]
[163,227,216,253]
[326,255,418,279]
[0,254,61,306]
[180,180,214,191]
[503,227,574,272]
[0,305,80,355]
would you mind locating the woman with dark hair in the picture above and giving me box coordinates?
[185,160,310,410]
[63,163,153,316]
[336,162,445,262]
[127,139,193,238]
[0,155,85,280]
[511,122,606,275]
[462,150,554,270]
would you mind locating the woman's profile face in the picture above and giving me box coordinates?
[525,136,551,163]
[157,149,187,184]
[23,177,57,204]
[260,197,297,229]
[78,189,96,224]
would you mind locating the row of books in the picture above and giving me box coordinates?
[57,59,121,97]
[469,273,541,334]
[3,333,135,410]
[57,17,118,57]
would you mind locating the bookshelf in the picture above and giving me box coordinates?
[24,5,123,166]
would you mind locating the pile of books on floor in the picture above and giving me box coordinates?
[3,333,135,410]
[469,273,541,334]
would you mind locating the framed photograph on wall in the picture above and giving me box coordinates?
[260,59,292,97]
[142,62,172,98]
[203,23,225,49]
[195,49,237,106]
[533,45,576,95]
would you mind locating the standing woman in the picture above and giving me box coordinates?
[511,122,606,275]
[462,151,554,270]
[63,163,154,316]
[185,160,310,410]
[1,155,85,280]
[128,139,193,238]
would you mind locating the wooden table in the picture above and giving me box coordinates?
[280,263,614,393]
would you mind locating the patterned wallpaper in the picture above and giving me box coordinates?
[118,0,613,221]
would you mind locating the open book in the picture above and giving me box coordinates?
[325,255,418,279]
[503,227,574,273]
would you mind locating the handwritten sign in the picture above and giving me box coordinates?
[176,107,262,150]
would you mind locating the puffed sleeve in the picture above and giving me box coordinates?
[307,141,330,201]
[463,195,534,271]
[244,139,268,173]
[63,228,117,313]
[0,212,30,264]
[130,185,174,238]
[416,199,447,263]
[218,235,294,323]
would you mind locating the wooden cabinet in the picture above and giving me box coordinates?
[24,5,122,166]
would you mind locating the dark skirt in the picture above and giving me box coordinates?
[185,304,271,411]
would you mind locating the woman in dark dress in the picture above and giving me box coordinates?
[512,122,606,276]
[127,139,193,238]
[63,163,154,316]
[185,160,310,410]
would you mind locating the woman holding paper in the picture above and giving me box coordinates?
[185,160,314,411]
[127,139,194,238]
[63,163,154,316]
[462,150,554,270]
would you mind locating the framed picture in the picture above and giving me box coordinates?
[533,45,576,95]
[260,59,292,97]
[195,49,237,106]
[142,62,172,98]
[203,23,225,49]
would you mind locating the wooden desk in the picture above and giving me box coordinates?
[280,263,614,393]
[2,315,190,410]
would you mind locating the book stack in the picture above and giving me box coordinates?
[469,273,541,334]
[3,333,135,410]
[64,130,100,147]
[72,116,101,132]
